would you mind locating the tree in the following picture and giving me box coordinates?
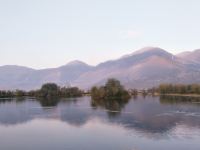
[39,83,59,97]
[60,87,82,97]
[15,90,26,97]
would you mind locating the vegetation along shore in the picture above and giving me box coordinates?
[1,79,200,100]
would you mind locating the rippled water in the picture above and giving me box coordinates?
[0,96,200,150]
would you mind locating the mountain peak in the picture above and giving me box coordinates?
[66,60,88,66]
[121,47,172,59]
[133,47,167,55]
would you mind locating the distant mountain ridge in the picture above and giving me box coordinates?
[177,49,200,64]
[1,47,200,90]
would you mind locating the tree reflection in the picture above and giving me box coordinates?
[0,97,26,104]
[37,97,60,107]
[91,97,129,117]
[0,98,13,104]
[160,95,200,105]
[15,97,26,103]
[0,96,200,138]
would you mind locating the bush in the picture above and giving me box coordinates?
[39,83,59,97]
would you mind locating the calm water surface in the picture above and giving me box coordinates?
[0,96,200,150]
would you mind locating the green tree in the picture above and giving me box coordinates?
[39,83,59,97]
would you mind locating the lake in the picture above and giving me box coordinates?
[0,96,200,150]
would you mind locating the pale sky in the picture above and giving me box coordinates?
[0,0,200,69]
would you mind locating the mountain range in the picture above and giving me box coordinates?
[1,47,200,90]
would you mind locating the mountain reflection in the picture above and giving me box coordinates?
[0,96,200,137]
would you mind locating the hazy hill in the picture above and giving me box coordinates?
[0,61,92,90]
[177,49,200,64]
[74,47,200,89]
[0,47,200,90]
[0,65,35,90]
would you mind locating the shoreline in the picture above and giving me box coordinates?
[156,93,200,97]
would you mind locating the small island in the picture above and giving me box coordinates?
[90,78,131,101]
[90,78,131,116]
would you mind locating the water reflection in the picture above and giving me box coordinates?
[0,96,200,137]
[0,97,26,104]
[160,95,200,105]
[37,97,60,107]
[91,97,129,117]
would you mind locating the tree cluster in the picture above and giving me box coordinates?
[0,90,14,98]
[158,84,200,94]
[0,90,27,98]
[0,83,83,98]
[91,78,131,101]
[31,83,83,98]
